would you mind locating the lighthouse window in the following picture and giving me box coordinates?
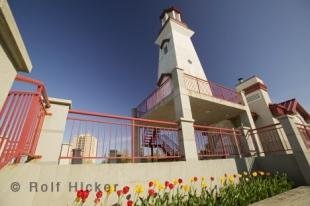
[163,46,168,54]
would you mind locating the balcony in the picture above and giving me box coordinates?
[136,78,173,117]
[183,73,243,105]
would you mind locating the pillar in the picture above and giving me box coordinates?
[278,115,310,184]
[35,98,72,162]
[171,68,198,161]
[240,91,264,156]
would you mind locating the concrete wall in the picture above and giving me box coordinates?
[0,159,241,206]
[253,154,305,186]
[0,0,32,110]
[0,44,16,110]
[35,98,71,162]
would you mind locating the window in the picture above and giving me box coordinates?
[163,45,168,54]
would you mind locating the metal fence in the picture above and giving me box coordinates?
[184,74,242,105]
[0,75,49,168]
[59,109,182,164]
[296,123,310,149]
[194,125,250,159]
[136,78,173,117]
[249,123,291,154]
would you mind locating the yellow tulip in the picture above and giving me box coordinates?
[201,182,208,188]
[220,176,226,185]
[228,175,235,184]
[107,184,115,194]
[134,184,144,194]
[259,171,265,176]
[243,171,248,176]
[153,179,160,188]
[182,184,190,192]
[157,183,164,191]
[252,172,258,177]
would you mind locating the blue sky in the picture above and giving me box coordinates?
[10,0,310,115]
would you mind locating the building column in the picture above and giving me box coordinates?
[36,98,72,163]
[240,91,264,156]
[171,68,198,161]
[278,115,310,184]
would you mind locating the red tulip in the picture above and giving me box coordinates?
[168,183,174,190]
[127,200,133,206]
[117,190,123,197]
[210,177,215,181]
[82,190,90,199]
[96,190,103,198]
[194,177,198,182]
[77,189,83,198]
[165,181,169,188]
[81,190,90,202]
[148,189,155,196]
[178,178,183,184]
[149,181,154,187]
[123,186,130,194]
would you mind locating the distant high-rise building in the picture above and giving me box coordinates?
[70,134,98,164]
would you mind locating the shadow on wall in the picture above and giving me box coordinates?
[234,155,305,186]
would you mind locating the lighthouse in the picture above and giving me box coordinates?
[155,7,208,81]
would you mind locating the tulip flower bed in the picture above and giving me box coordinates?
[70,171,293,206]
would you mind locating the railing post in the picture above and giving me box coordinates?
[196,77,201,93]
[219,129,227,157]
[131,119,135,163]
[305,125,310,141]
[232,128,242,157]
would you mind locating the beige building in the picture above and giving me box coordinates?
[70,134,98,164]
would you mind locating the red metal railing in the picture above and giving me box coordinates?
[136,78,173,117]
[249,123,291,154]
[296,123,310,149]
[194,125,250,159]
[0,75,49,168]
[184,74,242,105]
[59,109,182,164]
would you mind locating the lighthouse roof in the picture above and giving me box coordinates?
[160,7,181,19]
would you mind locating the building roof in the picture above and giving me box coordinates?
[269,98,310,123]
[159,7,181,19]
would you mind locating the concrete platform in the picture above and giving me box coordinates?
[251,186,310,206]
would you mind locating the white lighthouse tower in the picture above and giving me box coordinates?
[155,7,208,81]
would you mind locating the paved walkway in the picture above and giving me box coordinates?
[251,186,310,206]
